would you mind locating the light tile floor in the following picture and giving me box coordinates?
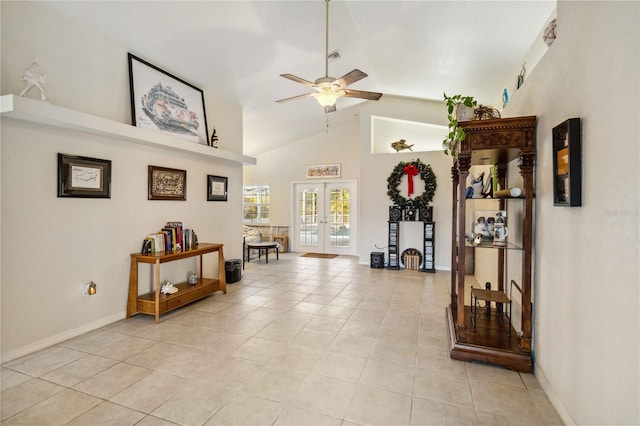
[1,254,563,425]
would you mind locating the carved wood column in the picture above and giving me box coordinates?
[496,163,507,310]
[519,150,535,352]
[450,164,459,307]
[456,155,471,339]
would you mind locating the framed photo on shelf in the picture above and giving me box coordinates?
[207,175,228,201]
[57,153,111,198]
[306,164,341,179]
[552,118,581,206]
[128,53,209,145]
[148,165,186,201]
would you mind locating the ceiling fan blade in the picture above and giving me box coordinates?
[280,74,316,88]
[342,89,383,101]
[276,93,313,103]
[324,104,337,114]
[335,69,368,88]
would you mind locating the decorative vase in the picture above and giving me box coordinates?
[456,105,475,122]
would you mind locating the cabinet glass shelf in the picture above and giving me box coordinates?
[464,241,523,250]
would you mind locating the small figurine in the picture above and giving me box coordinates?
[210,128,219,148]
[471,172,484,198]
[543,19,557,47]
[19,63,49,101]
[474,216,491,239]
[486,216,496,236]
[516,63,526,90]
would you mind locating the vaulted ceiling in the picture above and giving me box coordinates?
[39,1,556,156]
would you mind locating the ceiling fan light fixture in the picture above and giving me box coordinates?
[313,91,341,107]
[276,0,382,111]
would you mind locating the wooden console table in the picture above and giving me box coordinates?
[127,243,226,323]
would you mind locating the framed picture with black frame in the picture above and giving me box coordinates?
[148,165,187,201]
[128,53,210,145]
[552,118,581,206]
[207,175,228,201]
[57,153,111,198]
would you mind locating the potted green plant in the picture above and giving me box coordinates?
[442,93,477,157]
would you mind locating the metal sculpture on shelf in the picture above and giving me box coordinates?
[391,139,414,152]
[474,105,501,120]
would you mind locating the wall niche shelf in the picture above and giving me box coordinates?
[0,95,256,165]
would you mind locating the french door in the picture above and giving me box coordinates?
[293,181,357,255]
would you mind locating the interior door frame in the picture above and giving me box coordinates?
[291,180,358,256]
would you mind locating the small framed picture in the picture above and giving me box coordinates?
[148,165,186,201]
[306,164,341,179]
[128,53,209,145]
[58,153,111,198]
[207,175,228,201]
[552,118,581,206]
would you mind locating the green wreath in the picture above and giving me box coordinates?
[386,159,437,208]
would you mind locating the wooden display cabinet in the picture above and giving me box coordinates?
[447,116,536,372]
[127,243,226,323]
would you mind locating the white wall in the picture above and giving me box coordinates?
[245,95,455,269]
[505,2,639,424]
[244,119,360,233]
[5,1,638,422]
[359,95,453,269]
[1,2,245,360]
[245,3,640,423]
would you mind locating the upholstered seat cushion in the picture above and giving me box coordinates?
[243,226,264,260]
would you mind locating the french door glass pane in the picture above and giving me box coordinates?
[298,188,318,247]
[328,188,350,248]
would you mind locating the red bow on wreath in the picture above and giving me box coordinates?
[403,164,419,196]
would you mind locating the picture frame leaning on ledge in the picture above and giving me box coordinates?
[128,53,210,146]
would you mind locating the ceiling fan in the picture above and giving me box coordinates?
[276,0,382,113]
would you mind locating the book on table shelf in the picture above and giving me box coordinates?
[165,221,183,249]
[140,221,197,254]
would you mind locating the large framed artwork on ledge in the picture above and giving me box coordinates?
[128,53,209,145]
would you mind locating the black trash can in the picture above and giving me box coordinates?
[225,259,242,283]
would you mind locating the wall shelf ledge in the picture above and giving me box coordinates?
[0,95,256,165]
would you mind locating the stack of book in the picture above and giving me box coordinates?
[141,221,198,254]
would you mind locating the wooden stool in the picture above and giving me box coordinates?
[470,287,511,335]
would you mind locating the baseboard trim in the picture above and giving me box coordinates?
[535,363,576,425]
[1,311,126,363]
